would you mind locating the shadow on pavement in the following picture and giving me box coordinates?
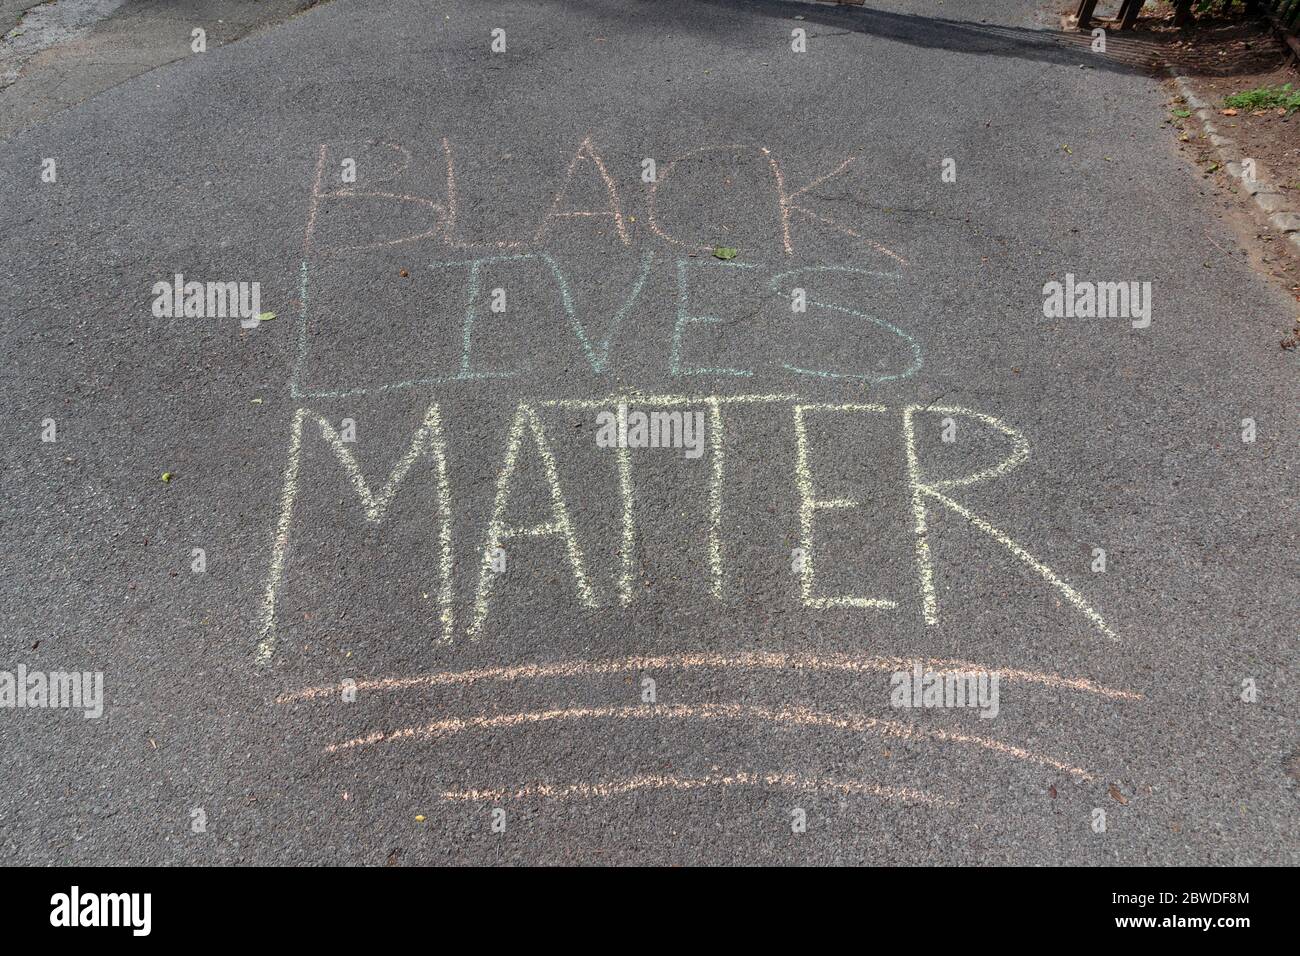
[556,0,1155,77]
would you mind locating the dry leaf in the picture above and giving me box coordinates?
[1108,784,1128,805]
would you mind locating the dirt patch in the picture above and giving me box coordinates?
[1134,10,1299,194]
[1161,17,1300,309]
[1167,94,1300,315]
[1060,4,1300,310]
[1182,67,1298,193]
[1125,7,1293,77]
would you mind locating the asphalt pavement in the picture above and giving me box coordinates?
[0,0,1295,865]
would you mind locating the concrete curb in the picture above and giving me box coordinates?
[1169,69,1300,256]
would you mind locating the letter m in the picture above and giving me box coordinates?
[102,894,130,927]
[256,403,454,663]
[49,672,80,709]
[206,281,239,318]
[1096,281,1128,318]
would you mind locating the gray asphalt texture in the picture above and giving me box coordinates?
[0,0,1296,865]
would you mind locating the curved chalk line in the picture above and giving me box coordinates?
[439,771,954,807]
[278,651,1141,705]
[323,702,1097,781]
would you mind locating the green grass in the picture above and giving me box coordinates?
[1223,83,1300,114]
